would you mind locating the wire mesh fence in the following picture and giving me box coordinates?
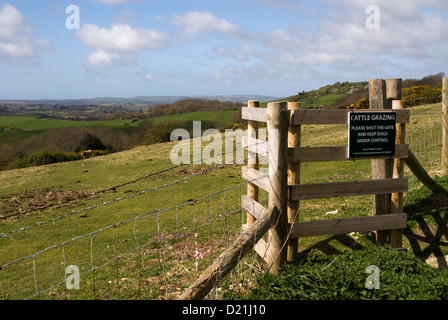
[405,112,443,190]
[1,181,243,299]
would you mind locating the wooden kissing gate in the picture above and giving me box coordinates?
[179,78,444,300]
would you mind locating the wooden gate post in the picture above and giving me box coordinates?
[266,101,289,274]
[386,78,402,108]
[390,100,406,248]
[370,78,403,246]
[247,100,260,226]
[442,77,448,175]
[369,78,389,245]
[287,102,301,261]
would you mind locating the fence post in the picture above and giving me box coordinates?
[266,101,289,274]
[442,77,448,175]
[385,79,402,180]
[390,100,406,248]
[247,100,259,226]
[369,78,389,245]
[386,78,402,108]
[287,102,301,262]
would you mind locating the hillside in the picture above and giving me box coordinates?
[0,101,447,300]
[285,81,369,108]
[282,72,445,109]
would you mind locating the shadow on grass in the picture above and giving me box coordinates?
[297,177,448,267]
[299,232,376,256]
[403,179,448,268]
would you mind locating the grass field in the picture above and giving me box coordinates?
[0,111,238,130]
[151,110,238,125]
[0,116,132,130]
[0,102,446,300]
[0,111,238,147]
[304,93,346,107]
[0,116,135,148]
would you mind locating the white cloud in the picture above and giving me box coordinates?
[76,23,166,52]
[172,11,239,35]
[144,74,155,81]
[209,1,448,88]
[86,49,121,68]
[0,3,51,64]
[75,23,167,69]
[213,43,253,61]
[0,3,30,37]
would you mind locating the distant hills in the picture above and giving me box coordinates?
[0,95,281,109]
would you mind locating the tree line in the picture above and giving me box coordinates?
[102,99,243,121]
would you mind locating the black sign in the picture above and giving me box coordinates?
[348,112,396,158]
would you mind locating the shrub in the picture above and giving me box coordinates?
[75,133,107,153]
[402,85,443,106]
[6,150,81,169]
[355,98,369,109]
[238,246,448,300]
[143,119,186,145]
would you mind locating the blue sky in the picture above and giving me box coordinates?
[0,0,447,99]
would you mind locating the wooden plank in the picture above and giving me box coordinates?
[370,78,387,110]
[242,223,269,263]
[442,77,448,175]
[178,205,278,300]
[291,213,407,238]
[242,106,267,122]
[241,195,268,220]
[386,79,402,108]
[287,102,301,262]
[266,101,289,274]
[390,100,406,248]
[290,178,408,201]
[242,166,270,192]
[290,109,410,125]
[242,136,269,156]
[290,144,409,162]
[253,238,268,263]
[246,100,260,227]
[405,149,435,187]
[370,79,391,245]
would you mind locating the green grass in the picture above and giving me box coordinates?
[304,93,347,107]
[151,110,238,126]
[0,111,238,147]
[236,245,448,300]
[0,116,131,130]
[0,102,447,300]
[0,116,134,147]
[0,110,238,132]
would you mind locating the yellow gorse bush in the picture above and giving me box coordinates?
[402,85,442,106]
